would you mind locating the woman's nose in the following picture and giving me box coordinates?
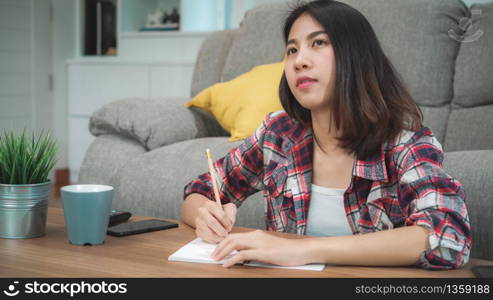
[294,48,311,71]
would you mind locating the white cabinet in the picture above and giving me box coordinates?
[150,64,194,97]
[68,63,149,115]
[67,56,199,182]
[67,33,208,182]
[67,61,146,182]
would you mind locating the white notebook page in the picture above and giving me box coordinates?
[168,238,326,271]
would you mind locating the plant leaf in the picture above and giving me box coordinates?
[0,129,58,184]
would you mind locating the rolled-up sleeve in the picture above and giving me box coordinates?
[183,114,271,206]
[398,134,472,270]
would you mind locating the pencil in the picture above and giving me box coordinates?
[206,149,222,210]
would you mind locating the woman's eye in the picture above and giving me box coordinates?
[286,48,297,55]
[313,39,327,47]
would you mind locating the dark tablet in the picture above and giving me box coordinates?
[107,219,178,237]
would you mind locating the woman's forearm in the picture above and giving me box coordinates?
[180,193,210,228]
[303,225,430,266]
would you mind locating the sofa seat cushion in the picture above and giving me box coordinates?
[108,137,265,229]
[453,2,493,108]
[443,150,493,260]
[445,105,493,151]
[79,134,146,186]
[420,105,450,145]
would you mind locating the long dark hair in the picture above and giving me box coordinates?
[279,0,423,159]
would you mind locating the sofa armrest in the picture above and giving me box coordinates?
[443,150,493,261]
[89,96,227,151]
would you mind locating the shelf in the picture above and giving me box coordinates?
[120,0,180,33]
[75,0,228,58]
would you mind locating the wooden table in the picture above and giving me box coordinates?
[1,208,491,278]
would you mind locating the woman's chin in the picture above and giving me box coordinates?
[296,99,330,112]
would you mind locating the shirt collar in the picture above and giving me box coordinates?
[352,143,389,182]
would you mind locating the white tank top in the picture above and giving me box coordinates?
[306,184,353,237]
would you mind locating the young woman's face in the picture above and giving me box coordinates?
[285,13,336,111]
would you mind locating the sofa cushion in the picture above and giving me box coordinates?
[222,0,467,107]
[444,105,493,151]
[443,150,493,260]
[453,2,493,107]
[186,62,284,141]
[419,105,450,145]
[220,3,287,82]
[191,29,238,97]
[336,0,467,107]
[79,134,146,186]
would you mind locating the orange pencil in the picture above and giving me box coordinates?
[206,149,222,210]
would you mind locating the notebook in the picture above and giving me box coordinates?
[168,238,326,271]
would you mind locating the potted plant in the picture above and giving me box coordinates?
[0,130,58,239]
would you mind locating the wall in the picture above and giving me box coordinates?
[0,0,34,133]
[32,0,53,144]
[0,0,52,134]
[0,0,54,179]
[52,0,76,173]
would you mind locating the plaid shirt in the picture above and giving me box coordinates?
[184,111,471,270]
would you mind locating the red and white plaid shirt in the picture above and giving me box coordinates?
[184,111,471,269]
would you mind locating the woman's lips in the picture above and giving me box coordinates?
[296,76,318,89]
[298,80,317,89]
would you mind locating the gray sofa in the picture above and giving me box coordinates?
[80,0,493,261]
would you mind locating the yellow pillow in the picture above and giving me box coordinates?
[184,62,284,141]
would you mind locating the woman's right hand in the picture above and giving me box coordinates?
[195,201,237,244]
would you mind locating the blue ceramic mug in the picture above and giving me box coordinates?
[61,185,113,246]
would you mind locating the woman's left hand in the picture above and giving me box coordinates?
[210,230,311,268]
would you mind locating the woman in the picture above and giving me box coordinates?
[181,0,471,270]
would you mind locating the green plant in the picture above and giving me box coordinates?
[0,129,58,185]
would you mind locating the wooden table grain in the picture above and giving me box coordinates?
[1,207,491,278]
